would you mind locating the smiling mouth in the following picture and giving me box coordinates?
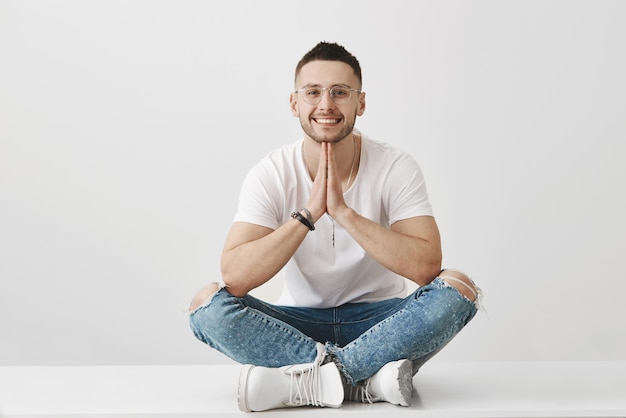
[313,118,342,125]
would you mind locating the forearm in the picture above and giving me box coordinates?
[220,218,310,297]
[335,209,442,286]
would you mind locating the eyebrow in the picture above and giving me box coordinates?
[300,83,354,89]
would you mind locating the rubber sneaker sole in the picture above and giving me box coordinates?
[395,359,413,407]
[238,364,254,412]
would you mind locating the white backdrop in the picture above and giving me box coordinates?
[1,0,625,366]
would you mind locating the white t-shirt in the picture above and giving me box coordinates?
[233,132,434,308]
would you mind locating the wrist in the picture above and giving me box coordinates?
[300,208,314,226]
[291,208,315,231]
[330,206,354,226]
[304,204,325,223]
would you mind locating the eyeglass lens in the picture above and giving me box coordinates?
[301,87,353,105]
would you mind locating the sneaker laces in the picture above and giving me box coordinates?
[285,363,323,407]
[346,379,379,404]
[284,344,327,407]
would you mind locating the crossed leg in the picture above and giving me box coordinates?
[190,270,479,312]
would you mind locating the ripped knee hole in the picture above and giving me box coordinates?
[189,282,220,312]
[439,270,478,301]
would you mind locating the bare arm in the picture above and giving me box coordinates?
[220,146,329,297]
[333,210,442,286]
[326,143,442,286]
[220,219,310,297]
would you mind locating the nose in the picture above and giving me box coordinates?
[317,89,336,109]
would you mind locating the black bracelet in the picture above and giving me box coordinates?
[291,210,315,231]
[300,208,314,227]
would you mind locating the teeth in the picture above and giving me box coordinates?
[316,118,340,124]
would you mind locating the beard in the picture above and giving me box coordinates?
[299,110,357,144]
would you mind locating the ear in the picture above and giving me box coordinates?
[357,92,366,116]
[290,92,299,117]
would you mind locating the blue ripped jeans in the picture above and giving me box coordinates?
[189,277,479,384]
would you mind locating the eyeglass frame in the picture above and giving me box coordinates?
[294,85,363,105]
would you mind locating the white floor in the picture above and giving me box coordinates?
[1,361,625,417]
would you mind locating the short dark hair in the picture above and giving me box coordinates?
[295,42,362,88]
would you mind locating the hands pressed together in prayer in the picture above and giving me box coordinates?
[306,142,354,226]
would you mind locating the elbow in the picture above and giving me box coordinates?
[412,267,442,287]
[407,254,442,287]
[224,286,248,298]
[220,263,250,298]
[423,252,443,284]
[220,278,249,298]
[424,260,443,285]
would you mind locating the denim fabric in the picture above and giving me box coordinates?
[189,277,478,385]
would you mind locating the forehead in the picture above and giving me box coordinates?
[295,60,359,88]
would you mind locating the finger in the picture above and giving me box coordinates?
[305,143,328,220]
[326,143,345,215]
[327,143,342,194]
[326,142,336,183]
[319,142,328,178]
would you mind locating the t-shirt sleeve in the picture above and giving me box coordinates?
[385,153,434,225]
[232,161,283,230]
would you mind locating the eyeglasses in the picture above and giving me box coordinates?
[294,86,362,105]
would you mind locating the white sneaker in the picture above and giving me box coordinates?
[237,344,344,412]
[345,359,413,406]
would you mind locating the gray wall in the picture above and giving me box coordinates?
[1,0,625,366]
